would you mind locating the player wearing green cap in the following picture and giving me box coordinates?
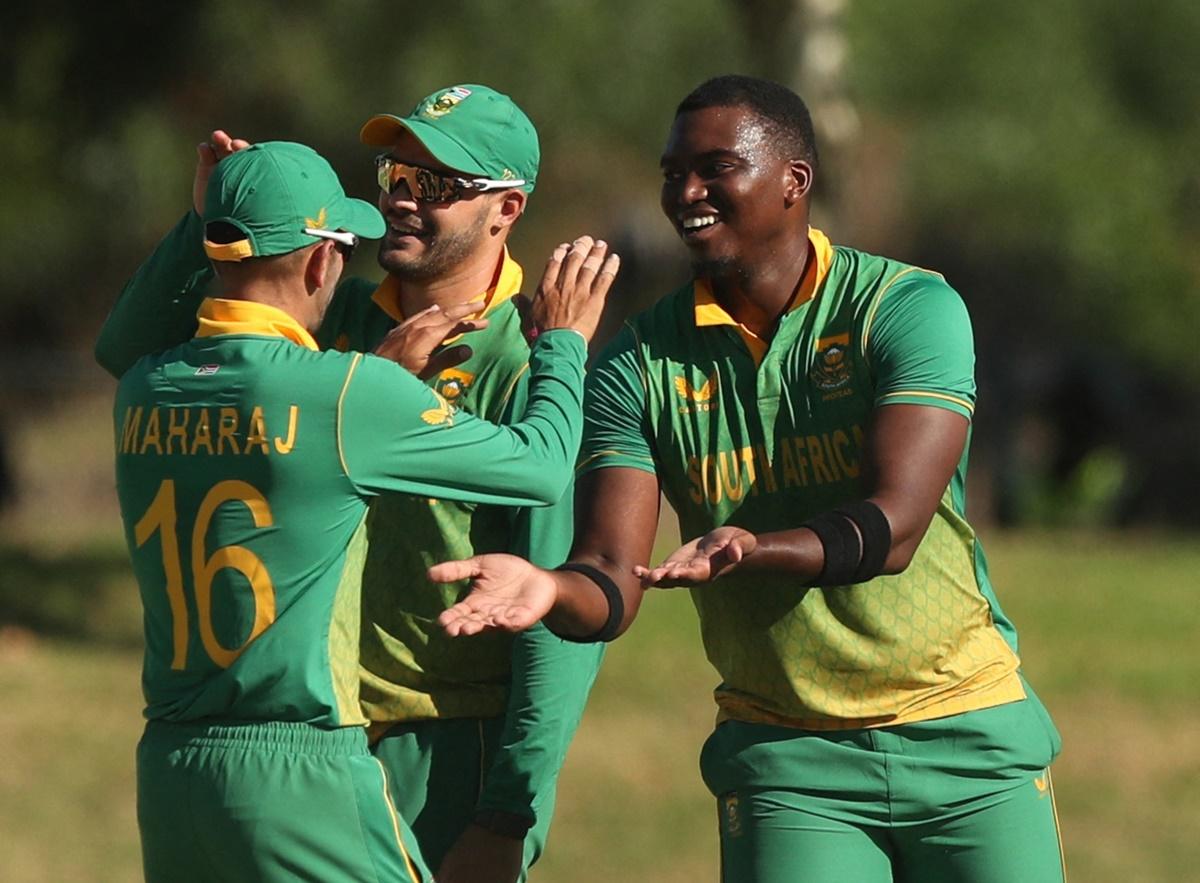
[95,85,605,883]
[431,76,1066,882]
[106,138,617,883]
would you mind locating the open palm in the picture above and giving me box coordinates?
[430,554,558,636]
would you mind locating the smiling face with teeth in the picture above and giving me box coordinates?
[660,104,812,283]
[376,130,511,281]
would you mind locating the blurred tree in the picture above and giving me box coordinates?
[845,0,1200,384]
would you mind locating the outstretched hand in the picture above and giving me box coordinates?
[373,300,489,379]
[194,129,252,215]
[430,554,558,636]
[634,526,758,588]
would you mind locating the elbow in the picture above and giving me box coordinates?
[879,528,925,575]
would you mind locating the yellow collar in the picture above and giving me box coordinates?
[692,227,834,365]
[195,298,320,351]
[370,246,524,323]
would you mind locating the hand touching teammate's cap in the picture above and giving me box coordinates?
[203,142,385,262]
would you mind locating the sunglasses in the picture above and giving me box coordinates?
[375,155,525,204]
[304,227,359,260]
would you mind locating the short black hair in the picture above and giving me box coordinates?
[676,75,819,169]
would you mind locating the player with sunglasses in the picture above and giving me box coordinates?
[95,85,606,883]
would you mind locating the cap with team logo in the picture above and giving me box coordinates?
[203,141,385,262]
[359,85,539,193]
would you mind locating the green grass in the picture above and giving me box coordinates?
[3,530,1198,882]
[4,397,1199,880]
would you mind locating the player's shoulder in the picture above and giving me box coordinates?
[827,244,963,321]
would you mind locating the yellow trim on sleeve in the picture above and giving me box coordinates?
[494,362,530,419]
[859,266,946,366]
[195,298,319,350]
[878,390,975,415]
[204,239,254,261]
[336,353,364,478]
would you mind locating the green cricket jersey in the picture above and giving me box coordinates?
[581,227,1026,731]
[113,296,587,727]
[97,211,602,817]
[319,253,599,724]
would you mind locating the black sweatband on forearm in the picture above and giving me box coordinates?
[801,510,862,586]
[834,500,892,583]
[552,562,625,643]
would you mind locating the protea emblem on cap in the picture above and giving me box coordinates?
[424,86,473,118]
[305,207,328,229]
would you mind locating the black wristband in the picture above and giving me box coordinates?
[801,510,863,586]
[834,501,893,583]
[472,809,534,840]
[553,562,625,643]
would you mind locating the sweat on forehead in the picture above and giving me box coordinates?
[675,74,819,168]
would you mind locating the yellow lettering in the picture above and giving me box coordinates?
[821,433,842,482]
[807,435,834,484]
[719,450,745,502]
[140,408,163,455]
[120,406,143,454]
[217,409,240,455]
[792,437,810,486]
[191,409,214,455]
[740,446,759,496]
[244,407,270,455]
[852,423,866,450]
[273,405,299,454]
[166,408,190,455]
[701,454,723,505]
[687,456,703,505]
[780,439,801,488]
[832,429,859,478]
[757,444,778,493]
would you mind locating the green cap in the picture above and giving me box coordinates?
[203,141,385,262]
[359,85,539,193]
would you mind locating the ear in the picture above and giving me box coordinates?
[784,160,814,206]
[304,241,338,295]
[491,189,527,233]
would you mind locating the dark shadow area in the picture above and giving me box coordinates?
[0,545,142,647]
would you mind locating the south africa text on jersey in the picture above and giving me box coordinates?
[686,424,865,504]
[118,405,300,456]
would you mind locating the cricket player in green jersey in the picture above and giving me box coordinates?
[432,76,1067,882]
[105,140,617,882]
[95,85,606,883]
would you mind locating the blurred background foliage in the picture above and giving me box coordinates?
[2,0,1198,526]
[3,3,1200,881]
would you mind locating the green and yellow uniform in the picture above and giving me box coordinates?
[581,228,1064,881]
[98,212,603,876]
[114,293,587,882]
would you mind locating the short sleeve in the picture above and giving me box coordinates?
[863,272,976,420]
[578,324,657,476]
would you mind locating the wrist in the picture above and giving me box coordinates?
[537,327,588,346]
[472,808,533,840]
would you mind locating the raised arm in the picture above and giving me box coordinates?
[94,132,249,377]
[344,239,620,509]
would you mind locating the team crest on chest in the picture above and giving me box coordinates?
[674,369,719,413]
[435,367,476,402]
[810,333,854,400]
